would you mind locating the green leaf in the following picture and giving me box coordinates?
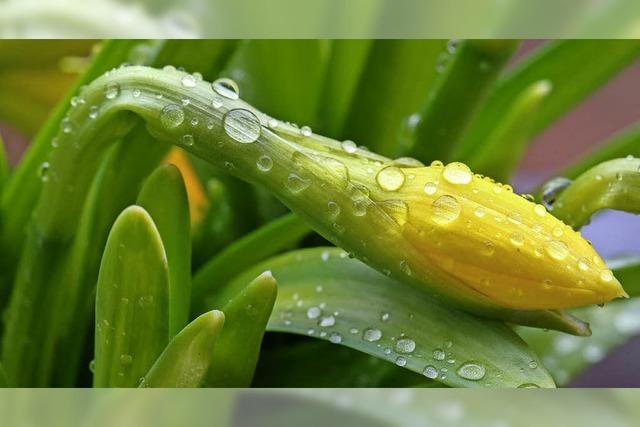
[137,164,192,338]
[519,298,640,386]
[192,213,311,310]
[409,40,519,163]
[561,122,640,180]
[457,40,640,162]
[610,255,640,298]
[218,248,555,388]
[551,157,640,228]
[316,40,372,137]
[469,79,552,181]
[0,361,7,387]
[142,310,225,388]
[254,339,432,387]
[94,206,170,387]
[343,40,447,156]
[204,271,277,386]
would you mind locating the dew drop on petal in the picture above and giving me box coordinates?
[546,240,569,261]
[424,182,437,195]
[442,162,472,185]
[376,166,405,191]
[181,74,197,88]
[431,195,461,225]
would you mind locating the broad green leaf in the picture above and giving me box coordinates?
[519,298,640,386]
[343,40,447,156]
[0,361,7,387]
[561,122,640,180]
[316,40,372,137]
[469,79,552,181]
[192,213,311,310]
[224,40,328,127]
[137,164,192,338]
[254,339,432,388]
[457,40,640,162]
[551,157,640,228]
[94,206,170,387]
[409,40,519,163]
[142,310,225,388]
[205,271,277,386]
[214,248,555,388]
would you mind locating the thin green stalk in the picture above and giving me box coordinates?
[408,40,519,163]
[192,213,310,309]
[551,157,640,228]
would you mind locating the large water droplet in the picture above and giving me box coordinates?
[546,240,569,261]
[160,104,185,129]
[395,338,416,354]
[223,109,261,143]
[541,177,572,209]
[376,166,405,191]
[212,78,240,100]
[318,315,335,327]
[423,365,438,379]
[104,82,120,100]
[433,349,446,361]
[600,269,614,282]
[457,362,486,381]
[341,140,357,153]
[431,195,461,225]
[442,162,472,185]
[363,328,382,342]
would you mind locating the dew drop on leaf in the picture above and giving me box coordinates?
[256,155,273,172]
[212,77,240,100]
[160,104,185,129]
[423,365,438,379]
[181,74,197,88]
[341,139,357,154]
[104,82,120,99]
[457,362,486,381]
[183,134,194,147]
[223,109,261,143]
[363,328,382,342]
[395,338,416,354]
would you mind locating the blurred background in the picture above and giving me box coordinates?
[0,39,638,387]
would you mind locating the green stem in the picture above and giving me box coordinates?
[551,157,640,228]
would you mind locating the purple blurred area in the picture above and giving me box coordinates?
[1,40,639,387]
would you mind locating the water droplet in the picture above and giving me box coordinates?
[363,328,382,342]
[327,201,341,219]
[328,332,343,344]
[300,126,312,137]
[507,211,522,224]
[181,74,197,87]
[546,240,569,261]
[268,118,279,129]
[509,232,524,246]
[534,204,546,217]
[474,206,486,218]
[396,338,416,354]
[318,315,335,327]
[132,89,141,98]
[395,356,407,367]
[183,134,194,146]
[442,162,472,185]
[376,166,405,191]
[190,118,199,127]
[552,226,563,238]
[381,313,390,322]
[433,349,446,361]
[541,177,572,209]
[341,139,357,154]
[286,173,311,193]
[352,199,368,217]
[424,182,438,195]
[457,362,486,381]
[120,354,133,366]
[212,77,240,100]
[307,306,321,319]
[104,82,120,99]
[256,155,273,172]
[577,257,591,271]
[160,104,185,129]
[431,195,461,225]
[423,365,438,379]
[89,360,96,373]
[600,269,614,282]
[223,109,261,143]
[528,360,538,369]
[39,162,50,182]
[89,106,99,119]
[61,117,73,134]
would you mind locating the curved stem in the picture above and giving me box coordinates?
[552,157,640,228]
